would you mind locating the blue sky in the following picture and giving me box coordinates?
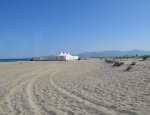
[0,0,150,58]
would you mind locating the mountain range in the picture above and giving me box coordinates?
[78,50,150,58]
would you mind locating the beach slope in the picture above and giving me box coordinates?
[0,59,150,115]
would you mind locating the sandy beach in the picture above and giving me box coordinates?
[0,59,150,115]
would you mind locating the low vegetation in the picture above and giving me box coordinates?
[78,58,88,60]
[125,61,136,71]
[104,59,114,64]
[131,61,136,65]
[113,61,124,67]
[105,59,124,67]
[142,55,150,60]
[125,65,132,71]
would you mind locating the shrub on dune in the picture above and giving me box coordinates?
[113,61,124,67]
[125,62,136,71]
[142,55,150,60]
[104,59,114,64]
[125,65,132,71]
[131,62,136,65]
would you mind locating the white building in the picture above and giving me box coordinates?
[58,51,79,61]
[32,51,79,61]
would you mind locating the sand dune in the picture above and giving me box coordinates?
[0,59,150,115]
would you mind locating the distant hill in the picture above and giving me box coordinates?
[78,50,150,58]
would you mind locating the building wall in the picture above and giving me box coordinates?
[66,56,79,60]
[33,56,66,61]
[32,55,78,61]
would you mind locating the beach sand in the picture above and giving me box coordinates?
[0,59,150,115]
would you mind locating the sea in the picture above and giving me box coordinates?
[0,58,32,62]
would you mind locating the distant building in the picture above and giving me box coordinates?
[32,51,79,61]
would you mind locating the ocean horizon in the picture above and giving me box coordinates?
[0,58,32,62]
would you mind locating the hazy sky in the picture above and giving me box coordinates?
[0,0,150,58]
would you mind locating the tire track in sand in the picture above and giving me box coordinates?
[5,67,50,115]
[26,77,43,115]
[4,70,40,115]
[49,71,117,115]
[5,79,30,115]
[25,68,57,115]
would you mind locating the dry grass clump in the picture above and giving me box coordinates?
[105,59,124,67]
[142,55,150,60]
[125,65,132,71]
[105,59,114,64]
[125,61,136,71]
[131,61,136,65]
[78,58,88,60]
[113,61,124,67]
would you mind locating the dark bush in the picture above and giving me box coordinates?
[142,55,150,60]
[131,62,136,65]
[125,65,132,71]
[125,62,136,71]
[105,59,114,64]
[83,58,87,60]
[113,61,124,67]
